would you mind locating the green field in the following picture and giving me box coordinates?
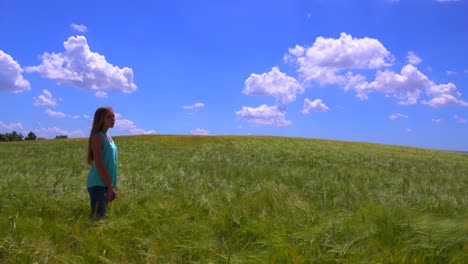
[0,135,466,263]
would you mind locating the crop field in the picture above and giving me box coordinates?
[0,135,467,263]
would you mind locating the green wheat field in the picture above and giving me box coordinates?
[0,135,467,263]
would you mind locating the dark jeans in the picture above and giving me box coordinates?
[88,186,108,219]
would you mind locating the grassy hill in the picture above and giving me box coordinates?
[0,135,466,263]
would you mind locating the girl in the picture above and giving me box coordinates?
[86,107,118,219]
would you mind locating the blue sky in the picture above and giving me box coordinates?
[1,0,467,151]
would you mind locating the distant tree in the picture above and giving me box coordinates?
[0,131,24,142]
[25,131,37,141]
[55,135,68,139]
[5,131,23,142]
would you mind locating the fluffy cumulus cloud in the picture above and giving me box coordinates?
[191,128,210,135]
[389,113,409,120]
[407,51,422,65]
[114,113,156,135]
[45,109,66,118]
[422,83,468,107]
[239,33,392,127]
[284,33,467,107]
[366,64,431,105]
[25,36,137,94]
[183,102,205,109]
[238,67,303,126]
[34,89,59,107]
[346,64,468,107]
[44,109,80,119]
[302,99,329,114]
[0,50,31,93]
[34,127,85,138]
[0,121,24,132]
[243,67,303,105]
[239,32,467,127]
[236,104,291,127]
[70,23,88,33]
[285,32,392,85]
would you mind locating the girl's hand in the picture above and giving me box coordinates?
[107,188,116,202]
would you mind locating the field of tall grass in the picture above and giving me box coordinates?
[0,135,466,263]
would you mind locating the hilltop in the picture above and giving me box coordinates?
[0,135,466,263]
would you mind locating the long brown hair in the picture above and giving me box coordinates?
[87,107,113,165]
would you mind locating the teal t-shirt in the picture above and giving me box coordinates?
[86,132,118,188]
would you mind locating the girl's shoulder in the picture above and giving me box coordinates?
[92,131,114,144]
[91,132,104,143]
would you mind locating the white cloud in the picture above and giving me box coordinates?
[45,109,66,118]
[183,102,205,109]
[0,50,31,93]
[70,23,88,33]
[191,128,210,135]
[286,32,392,85]
[242,32,467,116]
[407,51,422,65]
[347,64,433,105]
[243,67,303,105]
[343,73,370,99]
[454,115,467,124]
[45,109,81,119]
[368,65,431,105]
[422,83,468,107]
[446,70,457,76]
[34,127,85,138]
[284,33,467,108]
[0,122,24,132]
[26,36,137,94]
[302,99,329,114]
[34,89,59,107]
[95,91,108,98]
[432,118,442,123]
[389,113,409,120]
[114,113,156,135]
[345,64,468,107]
[424,94,464,107]
[236,104,291,127]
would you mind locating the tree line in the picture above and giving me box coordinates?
[0,131,68,142]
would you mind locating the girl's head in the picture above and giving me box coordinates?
[87,107,115,165]
[91,107,115,133]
